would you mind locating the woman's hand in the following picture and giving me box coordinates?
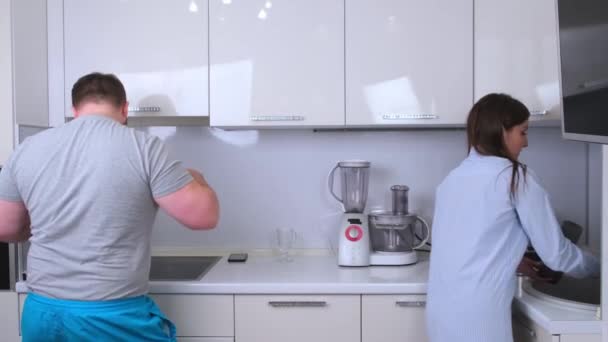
[517,255,554,282]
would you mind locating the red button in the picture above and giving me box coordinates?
[345,225,363,242]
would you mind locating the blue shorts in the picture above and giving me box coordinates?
[22,293,176,342]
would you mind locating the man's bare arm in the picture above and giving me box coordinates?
[0,200,31,242]
[154,169,219,230]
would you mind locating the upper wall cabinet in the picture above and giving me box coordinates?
[209,0,345,128]
[63,0,209,124]
[12,0,64,128]
[1,0,13,164]
[475,0,561,122]
[346,0,473,127]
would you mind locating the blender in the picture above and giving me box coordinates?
[328,160,371,266]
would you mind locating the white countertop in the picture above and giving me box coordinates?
[150,254,429,294]
[513,290,602,335]
[16,253,429,295]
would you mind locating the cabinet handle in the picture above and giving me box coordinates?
[250,115,305,122]
[268,301,327,307]
[128,106,161,113]
[382,114,439,120]
[578,78,608,90]
[395,301,426,307]
[513,316,537,338]
[530,110,547,116]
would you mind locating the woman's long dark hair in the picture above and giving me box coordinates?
[466,93,530,199]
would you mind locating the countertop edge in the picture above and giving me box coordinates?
[513,294,602,335]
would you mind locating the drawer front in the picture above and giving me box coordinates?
[512,313,557,342]
[235,295,360,342]
[362,294,428,342]
[179,338,234,342]
[19,294,234,338]
[151,294,234,337]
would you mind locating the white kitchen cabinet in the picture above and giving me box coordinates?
[0,292,19,342]
[559,335,601,342]
[209,0,344,128]
[63,0,209,124]
[150,294,234,338]
[18,294,234,339]
[475,0,561,122]
[179,338,233,342]
[512,313,558,342]
[345,0,473,127]
[11,0,64,128]
[234,295,360,342]
[1,0,13,165]
[362,294,428,342]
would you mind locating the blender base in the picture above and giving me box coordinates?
[370,251,418,265]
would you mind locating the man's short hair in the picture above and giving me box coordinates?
[71,72,127,109]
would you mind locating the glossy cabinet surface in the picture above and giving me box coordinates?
[151,294,234,338]
[234,295,360,342]
[475,0,561,121]
[346,0,473,126]
[64,0,209,119]
[362,295,429,342]
[12,0,50,127]
[210,0,344,127]
[1,0,13,164]
[0,292,19,341]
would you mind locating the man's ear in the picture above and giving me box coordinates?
[72,106,80,118]
[121,101,129,123]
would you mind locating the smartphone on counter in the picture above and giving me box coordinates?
[228,253,248,263]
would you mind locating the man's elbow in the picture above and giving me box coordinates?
[186,197,220,230]
[187,211,219,230]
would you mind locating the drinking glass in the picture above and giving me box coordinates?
[276,228,297,262]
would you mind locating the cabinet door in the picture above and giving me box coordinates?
[362,295,428,342]
[0,292,19,341]
[512,314,558,342]
[64,0,209,119]
[475,0,560,122]
[150,294,234,338]
[235,295,360,342]
[560,335,601,342]
[0,0,13,164]
[180,338,234,342]
[210,0,344,127]
[346,0,473,126]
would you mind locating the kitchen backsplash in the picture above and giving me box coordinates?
[19,125,598,251]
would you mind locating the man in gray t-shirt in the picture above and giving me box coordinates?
[0,72,219,341]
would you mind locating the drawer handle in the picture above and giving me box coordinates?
[530,110,547,116]
[268,301,327,308]
[250,115,305,122]
[382,114,439,120]
[395,301,426,307]
[128,106,161,113]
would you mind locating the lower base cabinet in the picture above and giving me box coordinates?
[234,295,360,342]
[0,292,19,342]
[362,294,429,342]
[178,339,234,342]
[150,294,234,339]
[512,313,601,342]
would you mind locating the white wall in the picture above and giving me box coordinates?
[146,126,590,250]
[0,0,14,165]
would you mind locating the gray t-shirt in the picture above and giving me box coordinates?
[0,115,192,300]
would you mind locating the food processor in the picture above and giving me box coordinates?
[328,160,430,266]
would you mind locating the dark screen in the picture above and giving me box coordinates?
[558,1,608,139]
